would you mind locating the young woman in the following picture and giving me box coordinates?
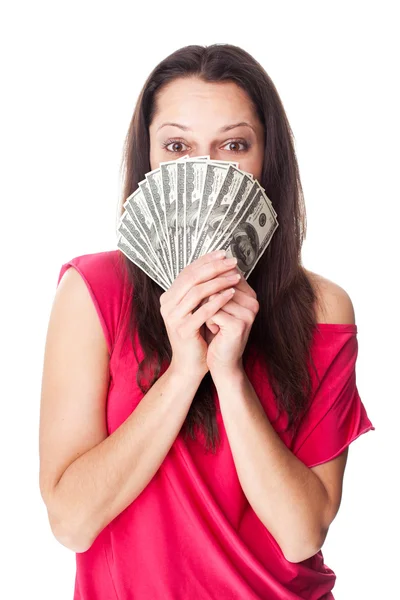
[39,43,375,599]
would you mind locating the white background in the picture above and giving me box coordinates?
[1,1,397,598]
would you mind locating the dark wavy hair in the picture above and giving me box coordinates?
[117,43,321,453]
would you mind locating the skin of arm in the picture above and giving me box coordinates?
[40,266,206,554]
[206,271,354,563]
[50,364,203,553]
[40,252,236,554]
[211,366,346,563]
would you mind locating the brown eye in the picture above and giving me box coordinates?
[221,140,249,153]
[171,142,183,152]
[162,139,188,153]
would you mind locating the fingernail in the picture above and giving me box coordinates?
[213,249,226,258]
[224,257,238,266]
[222,288,235,296]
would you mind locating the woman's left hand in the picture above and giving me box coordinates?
[204,267,259,373]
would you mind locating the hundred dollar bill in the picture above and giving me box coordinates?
[123,190,166,276]
[219,188,279,279]
[160,156,186,279]
[160,156,235,277]
[210,183,276,252]
[117,211,170,287]
[144,155,211,277]
[258,185,277,218]
[124,187,172,284]
[190,162,230,262]
[175,156,210,273]
[138,179,173,282]
[184,159,208,267]
[211,159,239,168]
[160,161,178,280]
[159,155,194,279]
[194,168,255,259]
[176,161,186,274]
[116,234,169,291]
[145,167,171,265]
[208,180,259,251]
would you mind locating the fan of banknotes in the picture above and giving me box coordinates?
[116,155,279,291]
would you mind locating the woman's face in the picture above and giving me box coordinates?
[149,76,265,181]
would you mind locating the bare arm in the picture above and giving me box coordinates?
[39,267,203,553]
[50,364,201,553]
[39,251,238,553]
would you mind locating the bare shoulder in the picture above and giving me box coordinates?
[303,268,356,325]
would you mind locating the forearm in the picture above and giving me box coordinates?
[211,366,329,563]
[50,365,203,552]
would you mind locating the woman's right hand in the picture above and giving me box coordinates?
[159,250,241,380]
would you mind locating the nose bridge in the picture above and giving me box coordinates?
[189,131,218,158]
[194,141,214,158]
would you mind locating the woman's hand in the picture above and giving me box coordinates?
[204,269,259,374]
[159,250,242,380]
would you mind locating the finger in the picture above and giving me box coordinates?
[196,268,238,310]
[207,322,219,334]
[205,288,253,332]
[218,268,257,299]
[212,297,255,323]
[183,288,236,334]
[207,287,259,312]
[194,249,227,267]
[204,273,255,320]
[159,249,226,305]
[208,306,238,329]
[231,270,257,299]
[174,272,241,319]
[161,256,239,307]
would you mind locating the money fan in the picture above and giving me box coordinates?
[116,155,279,291]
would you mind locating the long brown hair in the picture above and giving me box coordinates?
[118,43,321,453]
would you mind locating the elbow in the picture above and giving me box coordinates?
[44,492,94,553]
[52,523,93,554]
[50,509,95,553]
[283,543,321,564]
[283,528,328,564]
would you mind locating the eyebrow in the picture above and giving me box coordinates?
[156,121,256,133]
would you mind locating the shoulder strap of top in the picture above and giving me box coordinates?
[56,250,131,355]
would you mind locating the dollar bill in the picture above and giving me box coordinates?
[160,155,191,280]
[208,180,259,251]
[219,187,279,279]
[117,211,170,287]
[160,161,178,280]
[116,233,169,291]
[184,159,208,267]
[175,156,210,272]
[145,167,171,263]
[123,189,166,274]
[210,182,277,253]
[117,155,279,288]
[138,179,173,282]
[211,159,239,169]
[124,187,172,284]
[176,161,186,274]
[190,162,230,262]
[193,167,254,259]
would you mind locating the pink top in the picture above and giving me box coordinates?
[56,250,375,600]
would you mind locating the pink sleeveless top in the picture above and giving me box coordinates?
[56,250,375,600]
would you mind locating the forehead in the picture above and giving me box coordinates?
[152,77,257,124]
